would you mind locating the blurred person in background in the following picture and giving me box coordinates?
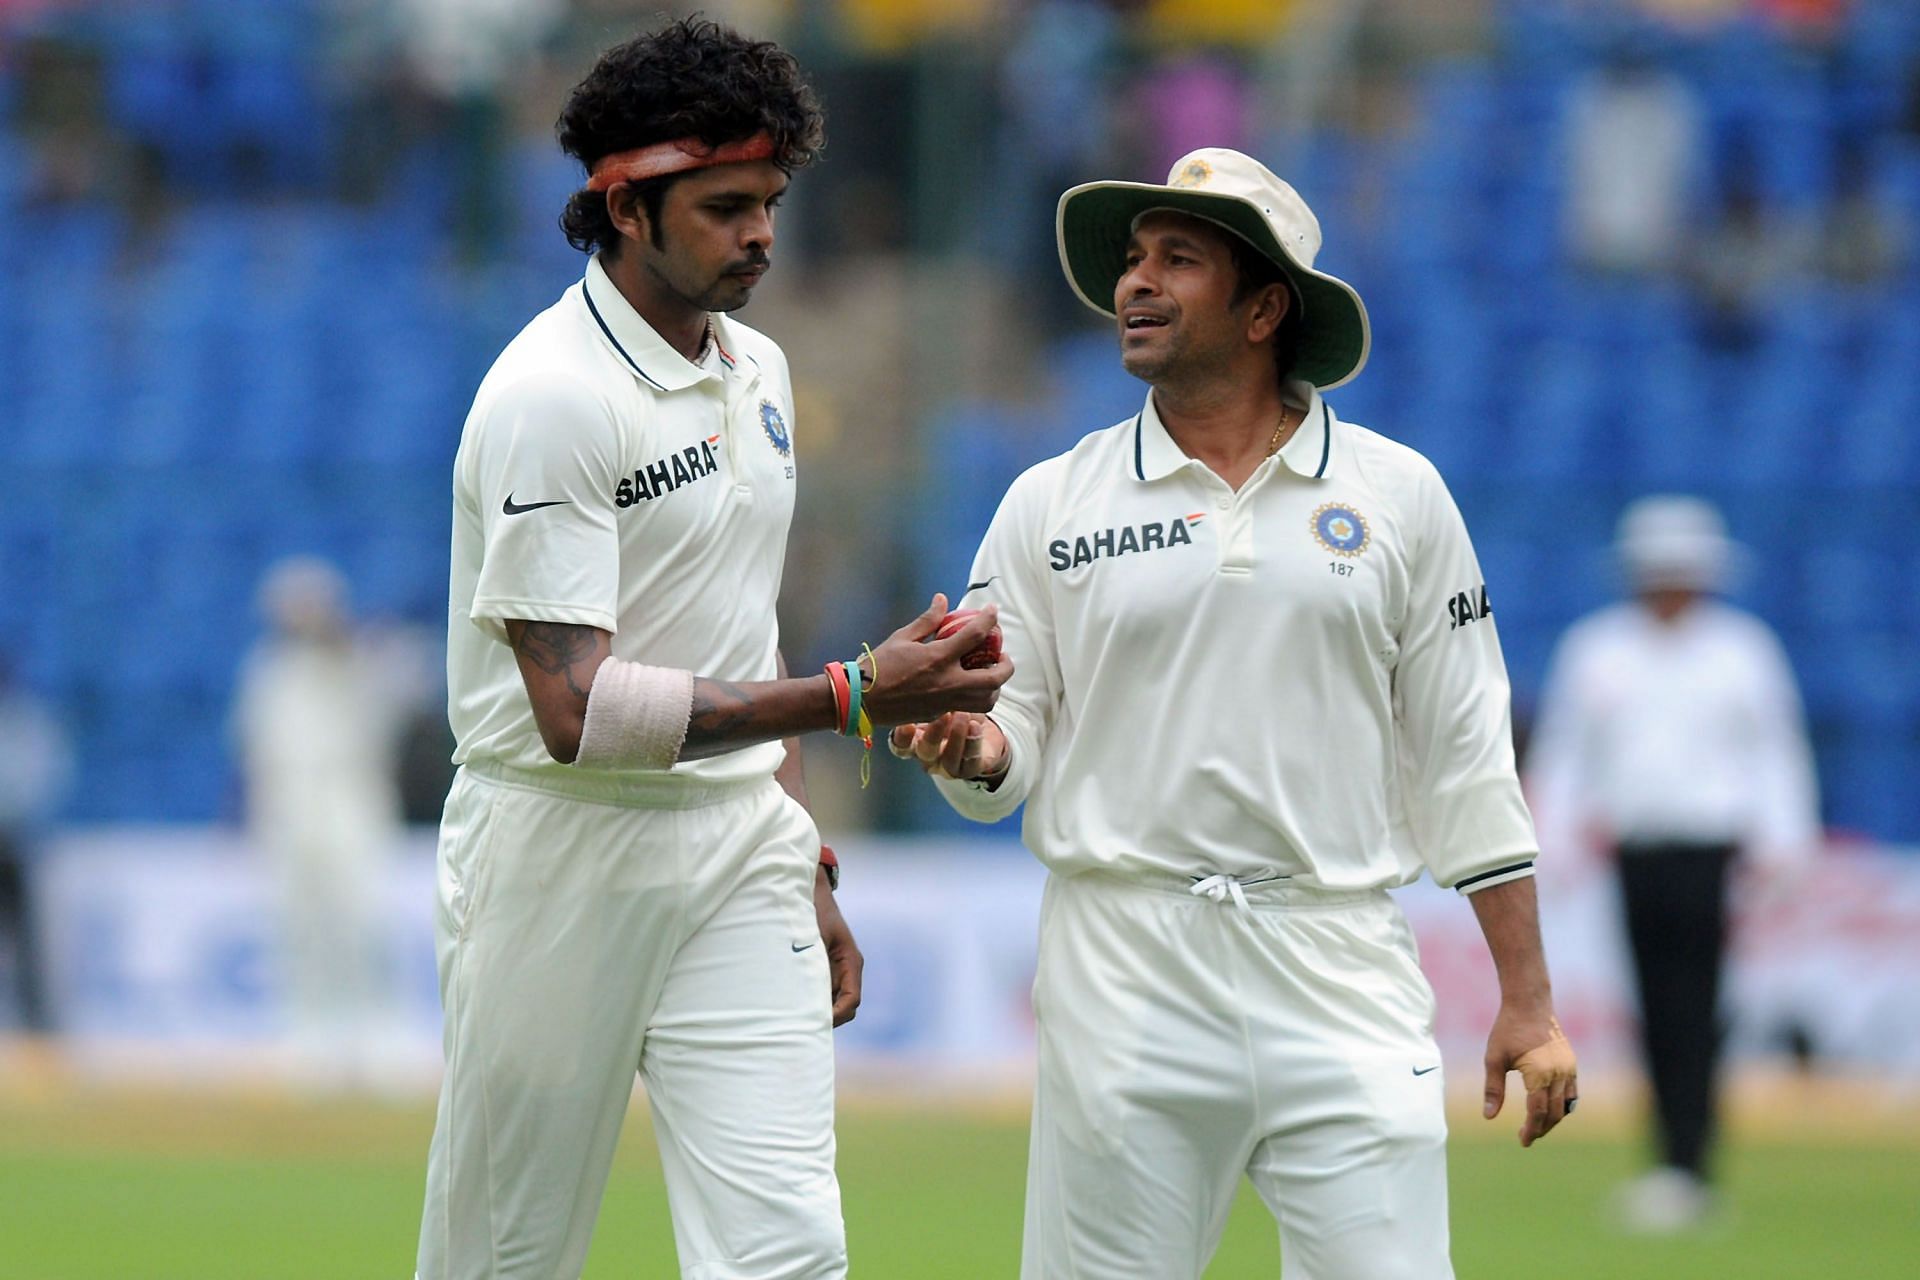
[233,557,405,1088]
[1686,154,1806,352]
[417,18,1008,1279]
[0,655,72,1034]
[995,0,1124,336]
[325,0,565,253]
[1816,141,1907,287]
[1526,495,1821,1234]
[1563,36,1703,277]
[897,148,1576,1279]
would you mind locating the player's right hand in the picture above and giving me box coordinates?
[890,711,1008,781]
[861,594,1011,726]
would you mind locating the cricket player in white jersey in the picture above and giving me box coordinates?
[415,20,1009,1280]
[895,149,1579,1278]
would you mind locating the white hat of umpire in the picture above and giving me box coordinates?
[1055,147,1371,389]
[1615,495,1748,592]
[259,555,350,638]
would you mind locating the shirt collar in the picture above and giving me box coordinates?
[1130,379,1336,483]
[580,253,720,392]
[1275,380,1335,480]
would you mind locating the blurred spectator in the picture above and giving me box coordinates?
[1630,1,1745,26]
[1135,49,1253,180]
[232,558,405,1088]
[1816,143,1907,286]
[1563,39,1704,275]
[995,0,1123,331]
[1526,496,1821,1235]
[1756,0,1851,43]
[6,25,120,206]
[398,0,565,246]
[326,0,565,254]
[1686,156,1804,350]
[0,656,71,1033]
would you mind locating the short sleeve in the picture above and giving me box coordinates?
[468,372,623,637]
[1392,461,1540,893]
[1521,625,1605,864]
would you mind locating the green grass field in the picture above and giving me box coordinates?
[1,1078,1916,1278]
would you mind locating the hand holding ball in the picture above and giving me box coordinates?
[935,609,1003,670]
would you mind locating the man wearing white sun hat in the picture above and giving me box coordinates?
[894,149,1578,1277]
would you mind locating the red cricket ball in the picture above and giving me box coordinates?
[935,608,1003,670]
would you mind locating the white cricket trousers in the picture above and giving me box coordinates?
[1023,871,1453,1280]
[416,764,845,1280]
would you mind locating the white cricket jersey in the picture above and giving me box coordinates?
[936,383,1538,895]
[1525,600,1820,862]
[447,255,799,789]
[234,638,402,844]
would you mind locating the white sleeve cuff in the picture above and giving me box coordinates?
[1452,859,1536,895]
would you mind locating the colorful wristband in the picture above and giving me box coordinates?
[823,661,850,734]
[842,660,864,738]
[818,844,840,891]
[842,659,874,788]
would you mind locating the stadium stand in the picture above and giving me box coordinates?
[1,0,1915,840]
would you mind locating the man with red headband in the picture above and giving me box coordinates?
[415,19,1008,1280]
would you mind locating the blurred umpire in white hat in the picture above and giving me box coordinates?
[897,147,1578,1278]
[1527,495,1820,1233]
[233,557,405,1089]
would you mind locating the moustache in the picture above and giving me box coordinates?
[727,253,772,274]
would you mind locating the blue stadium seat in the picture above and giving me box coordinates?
[1047,329,1149,435]
[1821,736,1916,841]
[1618,360,1711,488]
[11,3,1920,838]
[918,402,1048,596]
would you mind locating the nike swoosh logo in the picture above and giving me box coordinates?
[503,493,571,515]
[791,942,816,953]
[1412,1065,1440,1076]
[964,576,999,594]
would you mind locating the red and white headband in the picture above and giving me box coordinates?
[586,131,775,192]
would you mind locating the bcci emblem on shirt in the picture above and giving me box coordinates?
[760,399,792,457]
[1311,502,1370,557]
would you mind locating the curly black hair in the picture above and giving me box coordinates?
[557,16,825,256]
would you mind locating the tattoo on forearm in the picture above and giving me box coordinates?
[513,622,597,702]
[687,678,757,745]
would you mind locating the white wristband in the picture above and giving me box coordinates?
[574,658,694,771]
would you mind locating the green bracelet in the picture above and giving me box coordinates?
[842,660,864,737]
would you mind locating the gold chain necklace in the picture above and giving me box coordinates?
[1266,404,1298,457]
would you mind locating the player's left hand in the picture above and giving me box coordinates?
[890,712,1008,781]
[1483,1007,1578,1147]
[813,863,863,1027]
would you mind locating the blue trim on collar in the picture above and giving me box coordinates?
[581,282,667,390]
[1131,403,1324,481]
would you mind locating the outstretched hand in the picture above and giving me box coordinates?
[1483,1008,1578,1147]
[860,594,1011,727]
[889,711,1008,782]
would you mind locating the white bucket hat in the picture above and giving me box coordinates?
[259,555,349,636]
[1055,147,1371,389]
[1615,495,1747,592]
